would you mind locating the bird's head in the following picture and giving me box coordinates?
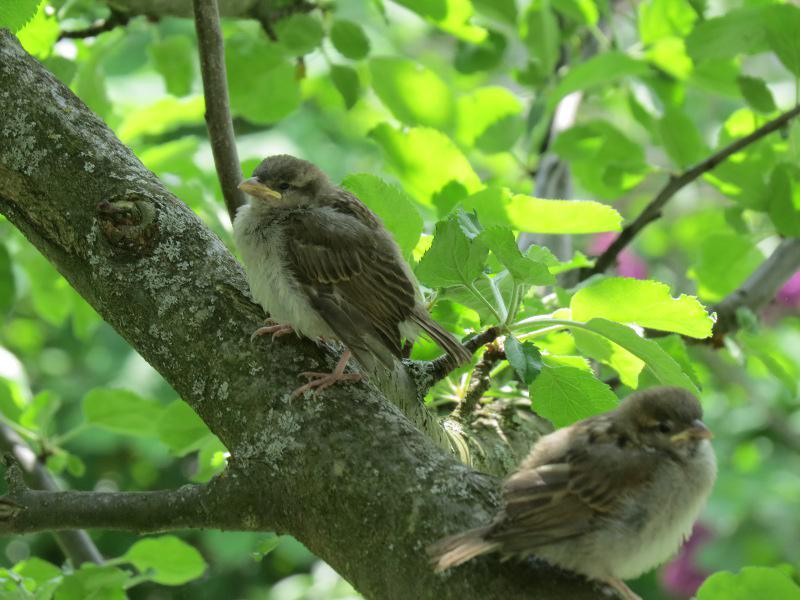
[239,154,330,208]
[617,386,712,457]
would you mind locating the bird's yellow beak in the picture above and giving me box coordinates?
[671,419,713,443]
[238,177,282,200]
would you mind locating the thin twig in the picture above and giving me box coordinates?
[455,344,505,421]
[58,9,130,40]
[192,0,247,222]
[0,423,103,566]
[584,104,800,279]
[426,326,501,385]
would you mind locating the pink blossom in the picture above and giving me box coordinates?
[777,271,800,307]
[660,524,713,598]
[589,233,647,279]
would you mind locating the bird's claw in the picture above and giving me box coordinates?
[251,320,295,342]
[290,370,361,399]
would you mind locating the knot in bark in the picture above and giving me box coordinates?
[96,193,158,256]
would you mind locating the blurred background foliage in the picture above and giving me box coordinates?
[1,0,800,598]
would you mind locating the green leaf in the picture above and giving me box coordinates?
[369,124,481,204]
[13,557,61,584]
[252,534,284,561]
[0,0,42,32]
[697,567,800,600]
[507,196,622,234]
[521,1,559,76]
[530,365,618,427]
[73,56,111,120]
[505,336,543,385]
[192,435,228,482]
[55,565,128,600]
[149,36,195,97]
[685,6,770,62]
[571,278,713,338]
[645,37,693,80]
[654,334,701,390]
[416,215,488,288]
[456,86,523,152]
[454,30,506,74]
[122,536,206,585]
[330,64,360,109]
[552,0,598,25]
[581,318,698,392]
[737,76,776,114]
[330,19,370,60]
[658,106,707,168]
[82,388,165,436]
[0,243,15,315]
[226,35,300,124]
[274,14,324,55]
[573,328,644,389]
[763,5,800,77]
[688,233,763,302]
[19,390,60,432]
[340,174,423,258]
[157,400,212,456]
[551,52,650,106]
[369,57,454,129]
[477,227,554,285]
[473,0,516,23]
[117,96,205,143]
[638,0,696,44]
[392,0,488,43]
[766,165,800,237]
[16,1,58,59]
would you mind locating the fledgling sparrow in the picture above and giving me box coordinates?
[234,155,471,398]
[429,386,717,600]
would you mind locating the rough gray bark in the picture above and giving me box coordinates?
[0,31,604,600]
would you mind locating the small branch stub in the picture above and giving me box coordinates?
[96,194,158,256]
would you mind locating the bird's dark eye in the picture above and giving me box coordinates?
[278,182,290,191]
[657,422,672,434]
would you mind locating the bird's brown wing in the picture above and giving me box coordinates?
[284,195,417,370]
[489,424,657,552]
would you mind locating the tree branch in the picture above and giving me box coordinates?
[192,0,246,221]
[710,238,800,343]
[585,104,800,279]
[0,31,603,599]
[58,9,131,40]
[0,424,104,565]
[0,469,251,535]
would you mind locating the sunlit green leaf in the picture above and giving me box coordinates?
[393,0,488,43]
[117,96,204,143]
[581,318,698,392]
[507,196,622,234]
[456,86,523,152]
[521,1,559,76]
[530,365,618,427]
[0,243,15,315]
[341,173,423,258]
[454,30,506,74]
[766,165,800,237]
[330,64,360,109]
[16,1,58,58]
[370,124,481,204]
[571,278,714,339]
[330,19,370,60]
[122,536,206,585]
[157,400,211,456]
[697,566,800,600]
[13,557,61,584]
[552,52,650,106]
[19,390,59,432]
[573,328,644,389]
[685,6,770,62]
[639,0,696,43]
[552,0,597,25]
[369,57,454,129]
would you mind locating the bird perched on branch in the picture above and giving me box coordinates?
[234,154,471,398]
[429,386,717,600]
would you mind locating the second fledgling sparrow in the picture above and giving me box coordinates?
[234,155,471,398]
[429,386,717,600]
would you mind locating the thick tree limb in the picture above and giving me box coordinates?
[585,104,800,279]
[0,424,104,565]
[192,0,246,221]
[58,9,130,40]
[0,31,603,599]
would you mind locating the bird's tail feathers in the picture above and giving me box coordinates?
[428,527,498,572]
[411,310,472,367]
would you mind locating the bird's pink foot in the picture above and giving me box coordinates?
[603,578,642,600]
[290,350,360,399]
[251,320,295,342]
